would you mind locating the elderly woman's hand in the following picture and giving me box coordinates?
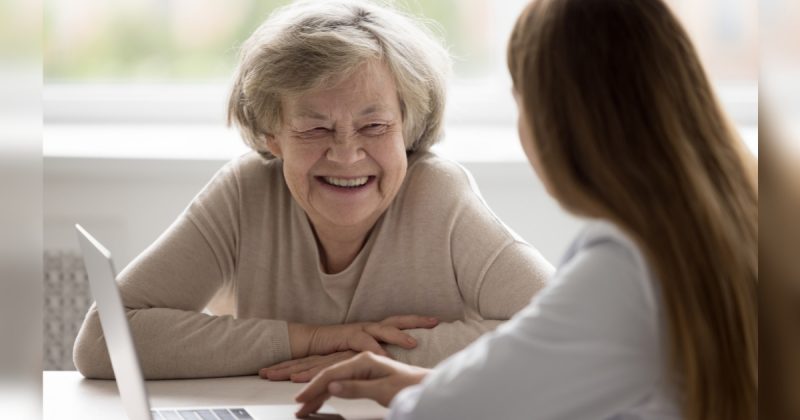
[260,351,358,382]
[294,352,430,418]
[262,314,438,382]
[285,315,438,361]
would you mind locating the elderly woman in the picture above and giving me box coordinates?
[73,0,553,381]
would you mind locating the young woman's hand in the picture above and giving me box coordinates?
[294,352,430,418]
[260,350,357,382]
[287,315,439,359]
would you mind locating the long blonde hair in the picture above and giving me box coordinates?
[507,1,758,419]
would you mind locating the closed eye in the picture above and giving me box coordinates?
[360,123,389,136]
[297,127,332,139]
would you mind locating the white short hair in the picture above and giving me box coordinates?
[227,0,452,159]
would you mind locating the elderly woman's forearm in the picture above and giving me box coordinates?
[73,307,292,379]
[384,319,504,367]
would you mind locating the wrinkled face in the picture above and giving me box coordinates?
[267,61,408,232]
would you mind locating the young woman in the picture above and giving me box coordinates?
[294,0,758,419]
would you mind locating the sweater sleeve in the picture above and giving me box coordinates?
[72,161,292,379]
[385,242,552,367]
[385,160,553,367]
[387,233,663,420]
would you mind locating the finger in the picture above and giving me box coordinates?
[264,362,313,381]
[347,332,389,356]
[290,352,354,383]
[327,379,392,406]
[290,366,323,383]
[364,324,417,349]
[260,357,322,380]
[261,370,287,381]
[295,392,329,418]
[261,367,300,380]
[295,353,385,403]
[380,315,439,330]
[260,366,294,380]
[265,356,319,372]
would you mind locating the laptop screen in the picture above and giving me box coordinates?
[76,224,153,420]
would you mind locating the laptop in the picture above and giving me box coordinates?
[75,224,343,420]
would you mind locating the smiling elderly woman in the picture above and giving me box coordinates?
[73,0,553,381]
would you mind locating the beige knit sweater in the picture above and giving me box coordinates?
[73,151,553,379]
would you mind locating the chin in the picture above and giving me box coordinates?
[323,209,379,228]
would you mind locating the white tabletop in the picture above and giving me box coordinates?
[43,371,388,420]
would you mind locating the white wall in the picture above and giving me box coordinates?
[44,156,584,271]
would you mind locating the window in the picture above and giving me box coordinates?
[44,0,513,82]
[44,0,758,160]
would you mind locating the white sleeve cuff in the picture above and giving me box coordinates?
[386,384,425,420]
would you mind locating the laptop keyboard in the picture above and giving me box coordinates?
[151,408,253,420]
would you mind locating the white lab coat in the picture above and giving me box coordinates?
[388,221,682,420]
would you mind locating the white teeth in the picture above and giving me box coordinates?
[323,176,369,188]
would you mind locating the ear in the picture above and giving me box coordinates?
[265,134,282,159]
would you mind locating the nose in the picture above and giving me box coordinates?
[326,131,365,165]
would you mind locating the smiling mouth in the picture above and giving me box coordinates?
[318,176,374,188]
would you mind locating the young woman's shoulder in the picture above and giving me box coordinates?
[557,220,659,313]
[563,221,645,268]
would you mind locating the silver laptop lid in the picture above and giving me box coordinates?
[75,224,153,420]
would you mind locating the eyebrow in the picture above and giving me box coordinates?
[293,104,391,121]
[294,109,328,120]
[358,104,386,116]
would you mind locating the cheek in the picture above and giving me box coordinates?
[282,149,321,187]
[517,119,547,184]
[374,135,408,182]
[281,162,307,198]
[517,118,535,161]
[388,135,409,172]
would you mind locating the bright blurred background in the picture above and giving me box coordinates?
[2,0,43,418]
[43,0,758,160]
[43,0,758,81]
